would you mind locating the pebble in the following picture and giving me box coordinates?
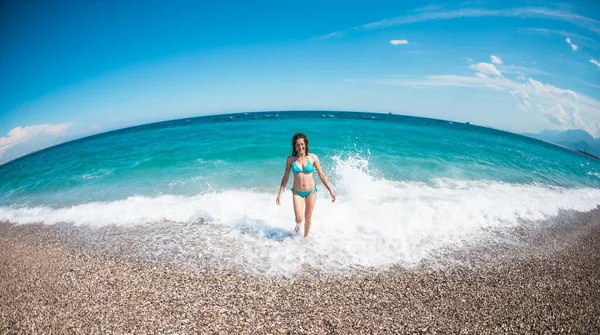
[1,213,600,334]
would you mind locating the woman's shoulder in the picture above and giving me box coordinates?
[308,153,319,161]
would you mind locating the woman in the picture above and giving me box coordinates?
[276,133,336,237]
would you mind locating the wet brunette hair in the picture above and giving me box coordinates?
[291,133,309,156]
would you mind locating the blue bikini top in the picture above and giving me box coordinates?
[292,156,315,174]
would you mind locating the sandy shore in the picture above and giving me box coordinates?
[1,211,600,334]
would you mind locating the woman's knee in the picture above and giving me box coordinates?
[304,213,312,222]
[295,215,303,223]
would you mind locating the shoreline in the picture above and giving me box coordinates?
[2,211,600,333]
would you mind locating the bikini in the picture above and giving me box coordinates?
[291,156,317,198]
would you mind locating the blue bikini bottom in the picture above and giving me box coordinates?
[291,187,317,198]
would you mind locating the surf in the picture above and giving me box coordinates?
[2,159,599,275]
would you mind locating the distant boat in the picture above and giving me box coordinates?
[578,150,599,160]
[577,142,599,160]
[466,122,470,125]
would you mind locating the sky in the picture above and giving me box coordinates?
[1,0,600,163]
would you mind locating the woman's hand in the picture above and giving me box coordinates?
[276,195,281,205]
[330,191,336,202]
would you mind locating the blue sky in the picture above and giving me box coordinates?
[1,0,600,163]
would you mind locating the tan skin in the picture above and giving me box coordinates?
[276,138,336,237]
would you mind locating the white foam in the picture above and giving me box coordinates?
[2,161,600,275]
[587,171,600,179]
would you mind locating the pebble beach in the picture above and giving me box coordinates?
[2,209,599,334]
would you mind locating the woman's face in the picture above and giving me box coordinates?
[295,138,306,155]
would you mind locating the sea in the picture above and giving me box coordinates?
[1,111,599,276]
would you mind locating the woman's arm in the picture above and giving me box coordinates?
[276,156,293,205]
[312,154,336,202]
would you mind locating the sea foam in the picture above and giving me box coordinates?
[2,157,599,275]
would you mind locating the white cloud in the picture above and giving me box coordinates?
[317,6,600,39]
[501,65,552,76]
[390,39,409,45]
[537,104,569,127]
[90,125,102,130]
[510,89,530,102]
[367,8,600,31]
[565,37,578,51]
[377,61,600,136]
[511,89,531,113]
[491,55,503,64]
[0,123,73,159]
[469,62,503,77]
[527,28,591,41]
[573,78,600,91]
[526,78,577,102]
[525,28,600,49]
[591,59,600,68]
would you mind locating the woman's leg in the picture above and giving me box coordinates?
[303,190,317,237]
[292,192,305,233]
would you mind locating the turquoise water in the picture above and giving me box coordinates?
[1,111,599,275]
